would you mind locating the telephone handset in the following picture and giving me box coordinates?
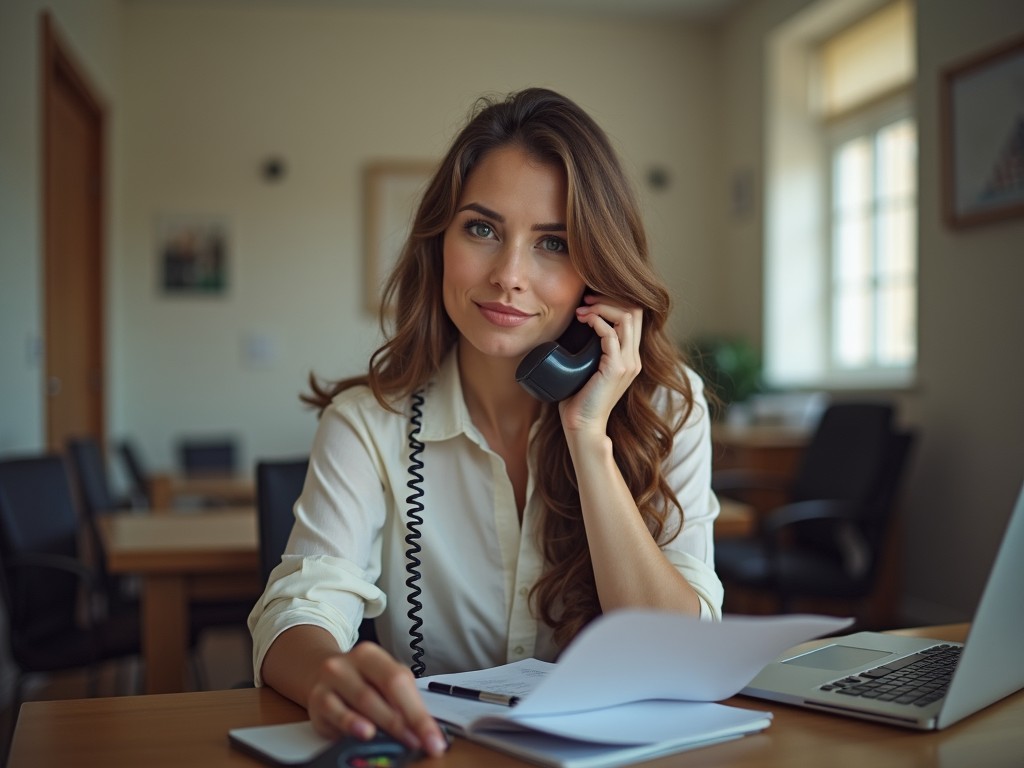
[515,317,601,403]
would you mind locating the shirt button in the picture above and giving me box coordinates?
[514,645,524,655]
[519,586,528,597]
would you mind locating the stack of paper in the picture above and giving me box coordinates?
[416,610,852,768]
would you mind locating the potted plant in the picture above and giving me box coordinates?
[690,336,763,421]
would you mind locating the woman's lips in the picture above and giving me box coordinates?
[476,302,534,327]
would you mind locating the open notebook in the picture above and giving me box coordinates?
[742,480,1024,729]
[411,611,850,768]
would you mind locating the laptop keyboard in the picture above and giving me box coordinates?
[819,644,962,707]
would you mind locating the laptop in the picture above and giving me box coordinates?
[741,481,1024,730]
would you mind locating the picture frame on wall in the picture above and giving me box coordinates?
[941,33,1024,228]
[157,213,229,295]
[363,160,436,315]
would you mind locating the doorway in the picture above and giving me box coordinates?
[41,12,106,450]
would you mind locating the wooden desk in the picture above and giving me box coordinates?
[712,424,809,517]
[712,424,809,469]
[10,625,1023,767]
[149,472,256,511]
[99,509,262,695]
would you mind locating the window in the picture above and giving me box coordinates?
[828,100,917,374]
[764,0,917,389]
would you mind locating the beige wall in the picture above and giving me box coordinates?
[1,2,724,468]
[2,0,1023,632]
[110,3,723,471]
[909,0,1024,620]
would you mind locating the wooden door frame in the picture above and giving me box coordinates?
[41,11,106,449]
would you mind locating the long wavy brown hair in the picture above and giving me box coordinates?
[305,88,694,649]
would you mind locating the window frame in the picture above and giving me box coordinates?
[822,91,918,387]
[763,0,919,392]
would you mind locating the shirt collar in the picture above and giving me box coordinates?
[418,347,476,443]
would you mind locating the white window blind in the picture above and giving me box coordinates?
[819,0,914,118]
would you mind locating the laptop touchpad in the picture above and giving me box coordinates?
[784,644,892,671]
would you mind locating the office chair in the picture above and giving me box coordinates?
[66,436,139,614]
[714,403,914,625]
[256,458,377,644]
[0,455,141,719]
[178,437,238,476]
[66,436,131,515]
[117,439,152,508]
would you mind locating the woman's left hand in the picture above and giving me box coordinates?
[559,294,643,436]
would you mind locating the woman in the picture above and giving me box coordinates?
[248,87,723,758]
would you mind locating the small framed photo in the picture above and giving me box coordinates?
[362,160,436,315]
[941,34,1024,228]
[157,213,229,295]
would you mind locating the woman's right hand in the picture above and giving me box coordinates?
[261,629,448,758]
[307,642,449,757]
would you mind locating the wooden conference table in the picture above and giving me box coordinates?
[98,508,262,694]
[11,624,1022,767]
[148,472,256,511]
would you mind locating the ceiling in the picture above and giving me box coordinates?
[341,0,743,18]
[129,0,745,22]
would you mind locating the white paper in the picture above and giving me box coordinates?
[419,610,852,719]
[492,699,768,745]
[420,658,556,727]
[518,611,850,715]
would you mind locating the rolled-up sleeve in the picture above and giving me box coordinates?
[247,555,386,686]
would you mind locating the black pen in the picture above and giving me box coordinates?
[427,682,521,707]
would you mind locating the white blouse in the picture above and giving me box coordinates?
[248,351,723,684]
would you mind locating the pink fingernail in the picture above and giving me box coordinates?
[352,720,374,740]
[427,734,449,755]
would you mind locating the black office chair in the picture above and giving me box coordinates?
[0,455,141,717]
[714,403,914,624]
[255,458,308,585]
[66,436,139,614]
[117,439,152,508]
[256,458,377,644]
[66,436,131,515]
[178,437,237,476]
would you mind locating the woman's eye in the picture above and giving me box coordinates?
[540,236,568,253]
[466,221,494,239]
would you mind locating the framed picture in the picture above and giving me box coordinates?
[157,213,229,294]
[363,160,435,314]
[941,34,1024,228]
